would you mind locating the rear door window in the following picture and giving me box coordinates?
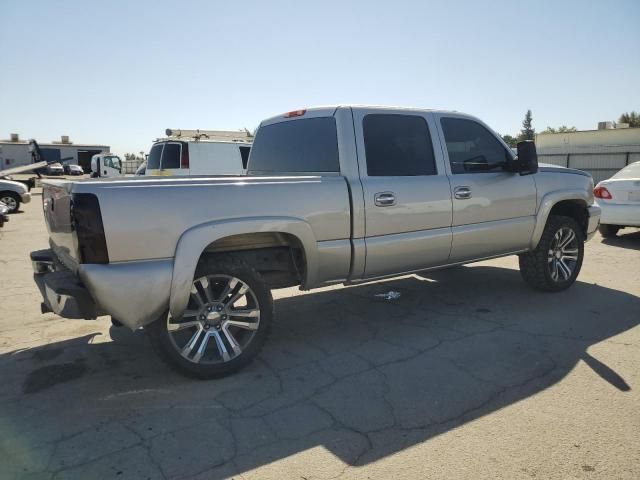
[148,144,163,169]
[161,143,181,169]
[363,114,437,176]
[249,117,339,173]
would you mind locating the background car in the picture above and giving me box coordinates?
[0,177,31,213]
[46,163,64,176]
[594,161,640,237]
[64,164,84,176]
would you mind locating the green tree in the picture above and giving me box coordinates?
[501,134,517,147]
[618,111,640,127]
[542,125,577,134]
[518,110,535,141]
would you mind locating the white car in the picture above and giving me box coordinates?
[0,178,31,213]
[594,161,640,237]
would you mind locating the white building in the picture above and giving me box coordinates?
[536,124,640,183]
[0,134,109,173]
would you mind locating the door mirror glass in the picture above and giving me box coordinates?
[515,141,538,175]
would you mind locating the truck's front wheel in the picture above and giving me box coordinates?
[147,255,273,379]
[518,215,584,292]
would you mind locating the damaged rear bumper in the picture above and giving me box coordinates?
[31,248,173,330]
[31,249,102,319]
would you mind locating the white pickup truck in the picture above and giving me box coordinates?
[32,105,600,378]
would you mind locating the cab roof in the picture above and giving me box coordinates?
[260,105,462,126]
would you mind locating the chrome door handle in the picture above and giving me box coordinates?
[454,186,472,200]
[374,192,396,207]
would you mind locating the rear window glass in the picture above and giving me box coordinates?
[249,117,339,173]
[161,143,181,169]
[612,161,640,179]
[239,146,251,170]
[148,144,163,169]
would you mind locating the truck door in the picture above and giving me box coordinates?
[433,114,537,263]
[101,155,123,177]
[353,109,453,278]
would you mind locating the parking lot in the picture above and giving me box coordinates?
[0,195,638,480]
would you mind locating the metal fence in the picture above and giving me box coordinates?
[121,158,144,175]
[538,149,640,184]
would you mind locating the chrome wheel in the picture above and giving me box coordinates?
[166,274,261,364]
[0,195,17,212]
[547,227,579,282]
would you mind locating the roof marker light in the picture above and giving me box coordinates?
[283,109,306,118]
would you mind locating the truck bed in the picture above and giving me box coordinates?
[43,175,352,271]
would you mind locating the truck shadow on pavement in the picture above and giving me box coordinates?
[1,265,638,479]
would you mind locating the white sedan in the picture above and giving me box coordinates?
[594,161,640,237]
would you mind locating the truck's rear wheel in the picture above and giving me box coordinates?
[147,255,273,379]
[518,215,584,292]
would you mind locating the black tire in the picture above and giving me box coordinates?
[598,224,620,238]
[147,254,273,379]
[518,215,584,292]
[0,191,20,213]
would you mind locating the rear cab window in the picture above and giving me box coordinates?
[248,117,339,174]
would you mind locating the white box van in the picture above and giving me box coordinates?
[146,129,252,176]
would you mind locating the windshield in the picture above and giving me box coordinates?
[103,156,121,169]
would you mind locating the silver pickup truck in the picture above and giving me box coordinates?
[32,105,600,378]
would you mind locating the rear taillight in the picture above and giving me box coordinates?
[593,186,612,199]
[181,142,189,169]
[71,193,109,264]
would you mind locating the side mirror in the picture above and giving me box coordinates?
[514,141,538,175]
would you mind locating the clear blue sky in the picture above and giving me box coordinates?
[1,0,638,155]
